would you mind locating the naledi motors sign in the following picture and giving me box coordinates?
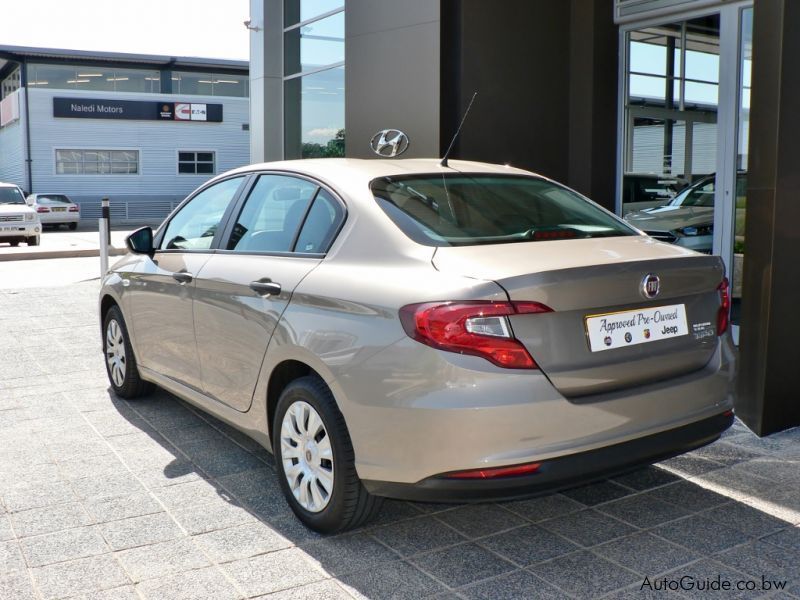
[53,97,222,122]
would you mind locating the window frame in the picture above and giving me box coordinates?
[176,150,216,176]
[153,174,250,254]
[215,170,348,258]
[53,147,141,176]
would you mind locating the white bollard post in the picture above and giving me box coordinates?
[99,217,109,278]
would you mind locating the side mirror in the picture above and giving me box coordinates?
[126,226,154,255]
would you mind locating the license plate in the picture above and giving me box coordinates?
[52,207,66,212]
[585,304,689,352]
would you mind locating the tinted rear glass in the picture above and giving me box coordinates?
[371,174,635,247]
[38,195,71,204]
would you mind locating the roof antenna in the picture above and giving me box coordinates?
[441,91,477,167]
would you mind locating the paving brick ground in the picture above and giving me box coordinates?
[1,280,799,599]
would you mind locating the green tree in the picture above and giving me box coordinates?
[302,129,345,158]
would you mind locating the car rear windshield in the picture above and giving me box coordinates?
[0,187,25,204]
[371,174,635,246]
[38,195,71,204]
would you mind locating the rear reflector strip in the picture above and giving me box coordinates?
[443,462,542,479]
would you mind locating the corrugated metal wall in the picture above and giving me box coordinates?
[0,94,27,189]
[631,122,717,175]
[27,88,249,219]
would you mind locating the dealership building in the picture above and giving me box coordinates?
[0,46,249,220]
[249,0,797,435]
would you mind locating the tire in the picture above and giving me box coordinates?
[273,375,383,533]
[102,305,152,398]
[27,236,39,247]
[9,241,19,247]
[68,222,78,231]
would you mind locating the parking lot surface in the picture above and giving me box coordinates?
[1,280,799,599]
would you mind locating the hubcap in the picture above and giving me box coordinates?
[280,401,334,513]
[105,319,127,388]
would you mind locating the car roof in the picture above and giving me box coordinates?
[219,158,542,199]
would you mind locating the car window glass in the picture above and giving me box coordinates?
[161,177,244,250]
[38,195,71,204]
[294,189,343,253]
[0,187,25,204]
[672,179,715,207]
[372,174,635,247]
[226,175,318,252]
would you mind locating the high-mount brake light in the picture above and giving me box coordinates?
[399,301,552,369]
[717,277,730,335]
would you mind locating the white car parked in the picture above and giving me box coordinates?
[26,193,80,229]
[0,183,41,246]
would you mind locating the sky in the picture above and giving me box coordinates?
[1,0,250,60]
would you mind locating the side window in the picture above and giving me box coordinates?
[226,175,317,252]
[161,177,244,250]
[295,189,344,253]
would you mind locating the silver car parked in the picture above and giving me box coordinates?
[99,159,735,532]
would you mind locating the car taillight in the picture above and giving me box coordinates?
[399,301,552,369]
[36,206,50,213]
[68,206,79,212]
[443,461,542,479]
[717,277,730,335]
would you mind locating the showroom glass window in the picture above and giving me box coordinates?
[283,0,345,158]
[620,17,720,217]
[172,72,249,97]
[28,64,160,92]
[55,150,139,175]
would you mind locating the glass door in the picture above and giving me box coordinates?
[621,14,720,238]
[619,2,753,346]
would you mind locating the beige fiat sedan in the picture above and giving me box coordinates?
[99,159,735,532]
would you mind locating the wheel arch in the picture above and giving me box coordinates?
[266,359,321,442]
[100,293,118,322]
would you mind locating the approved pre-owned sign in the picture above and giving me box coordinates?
[53,98,222,122]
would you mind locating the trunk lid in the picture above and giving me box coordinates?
[432,236,724,397]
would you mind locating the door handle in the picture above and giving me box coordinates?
[249,279,282,296]
[172,271,193,284]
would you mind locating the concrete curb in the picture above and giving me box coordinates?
[0,247,127,262]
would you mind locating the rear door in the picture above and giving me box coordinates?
[192,174,345,411]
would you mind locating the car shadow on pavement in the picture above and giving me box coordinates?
[94,386,800,600]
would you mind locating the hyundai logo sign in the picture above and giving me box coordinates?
[370,129,410,157]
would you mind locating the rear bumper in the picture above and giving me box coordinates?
[363,411,733,502]
[40,213,79,224]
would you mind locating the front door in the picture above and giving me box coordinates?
[127,176,246,389]
[192,174,345,411]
